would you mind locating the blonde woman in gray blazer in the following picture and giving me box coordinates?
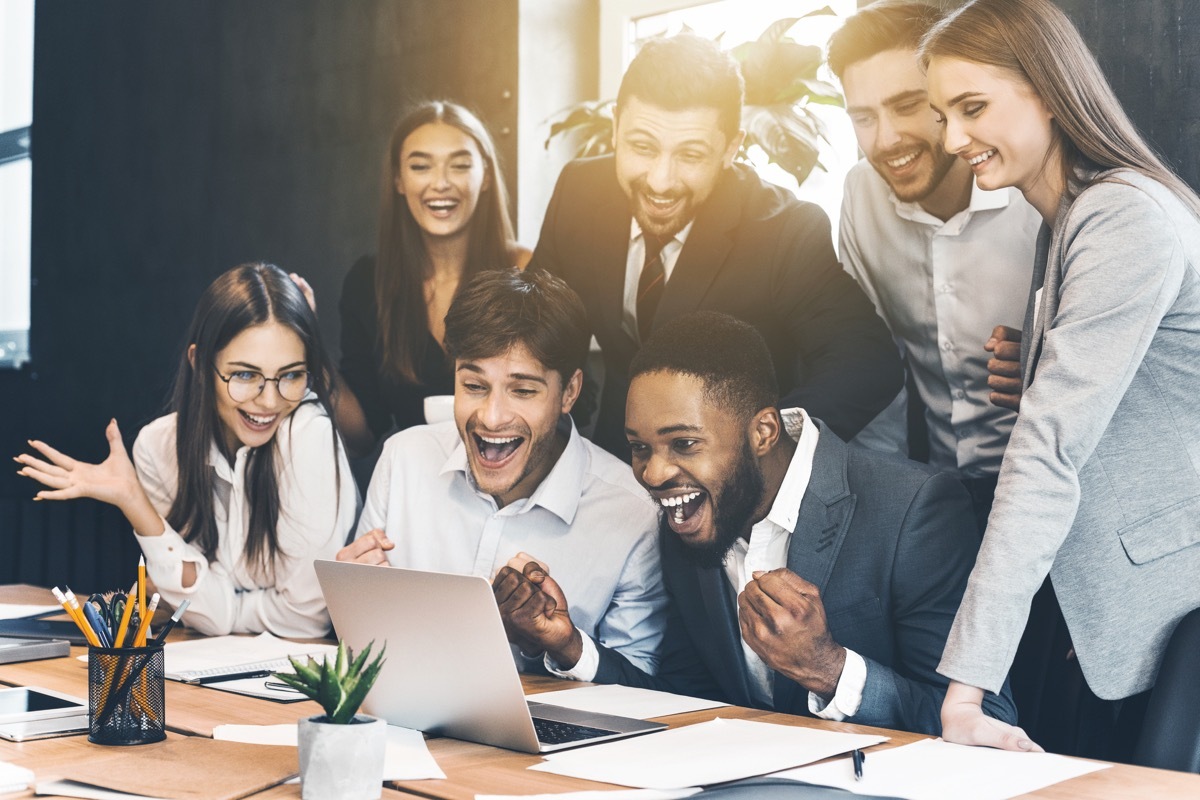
[922,0,1200,752]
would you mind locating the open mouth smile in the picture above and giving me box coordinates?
[658,489,709,536]
[967,149,996,167]
[884,148,922,170]
[238,409,279,433]
[424,198,461,217]
[472,433,525,468]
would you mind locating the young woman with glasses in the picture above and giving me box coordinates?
[17,263,358,637]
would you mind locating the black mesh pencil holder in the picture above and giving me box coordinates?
[87,644,167,745]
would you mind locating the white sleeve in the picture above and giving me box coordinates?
[808,648,867,721]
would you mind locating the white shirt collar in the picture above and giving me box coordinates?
[890,177,1012,227]
[441,415,586,525]
[629,218,695,247]
[764,407,821,534]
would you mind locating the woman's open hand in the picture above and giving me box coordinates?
[941,680,1043,752]
[16,419,142,507]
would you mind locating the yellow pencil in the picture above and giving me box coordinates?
[132,592,160,647]
[50,586,100,647]
[114,580,137,648]
[138,555,147,623]
[60,587,101,647]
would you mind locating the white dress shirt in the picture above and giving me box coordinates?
[132,401,359,638]
[723,407,866,719]
[840,160,1041,477]
[621,219,694,342]
[356,418,667,676]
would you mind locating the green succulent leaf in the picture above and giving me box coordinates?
[270,670,320,701]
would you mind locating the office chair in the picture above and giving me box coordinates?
[1132,607,1200,773]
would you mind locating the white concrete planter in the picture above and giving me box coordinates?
[297,714,386,800]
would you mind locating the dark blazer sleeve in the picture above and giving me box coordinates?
[850,471,1017,733]
[338,256,392,439]
[593,600,726,701]
[771,204,903,441]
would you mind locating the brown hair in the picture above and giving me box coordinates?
[828,1,940,82]
[617,34,745,142]
[376,101,515,384]
[443,269,589,386]
[920,0,1200,217]
[168,263,342,578]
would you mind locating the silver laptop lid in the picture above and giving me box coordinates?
[314,559,541,753]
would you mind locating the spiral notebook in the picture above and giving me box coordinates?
[162,633,335,695]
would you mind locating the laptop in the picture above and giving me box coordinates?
[314,559,666,753]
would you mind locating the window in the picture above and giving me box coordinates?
[599,0,857,236]
[0,0,35,368]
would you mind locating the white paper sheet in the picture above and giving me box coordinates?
[2,759,36,793]
[527,685,727,720]
[477,790,701,800]
[35,779,167,800]
[212,722,446,780]
[529,718,887,789]
[0,604,61,620]
[161,632,336,682]
[775,738,1110,800]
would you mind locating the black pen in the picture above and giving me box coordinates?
[852,749,866,781]
[151,599,191,646]
[195,669,273,685]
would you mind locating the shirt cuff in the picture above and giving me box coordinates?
[808,648,866,721]
[544,628,599,682]
[134,523,207,594]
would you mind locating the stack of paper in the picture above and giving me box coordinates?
[527,685,727,720]
[0,604,61,620]
[1,760,35,793]
[162,632,336,682]
[212,722,446,781]
[776,738,1110,800]
[529,718,887,789]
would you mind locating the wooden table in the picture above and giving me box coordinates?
[4,584,1199,799]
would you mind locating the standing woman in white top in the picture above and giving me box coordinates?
[17,263,358,637]
[922,0,1200,753]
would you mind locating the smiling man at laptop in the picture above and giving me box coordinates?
[499,312,1018,735]
[336,268,666,678]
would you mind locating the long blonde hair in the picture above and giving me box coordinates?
[920,0,1200,218]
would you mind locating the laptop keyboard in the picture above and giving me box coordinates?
[532,717,617,745]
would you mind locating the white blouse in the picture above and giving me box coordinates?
[131,400,358,638]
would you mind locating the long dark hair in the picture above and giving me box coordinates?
[376,100,515,384]
[920,0,1200,218]
[167,263,342,578]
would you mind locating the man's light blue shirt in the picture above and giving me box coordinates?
[356,417,666,675]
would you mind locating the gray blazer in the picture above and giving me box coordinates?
[939,170,1200,700]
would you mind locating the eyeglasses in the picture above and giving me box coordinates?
[214,368,310,403]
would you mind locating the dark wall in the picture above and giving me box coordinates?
[1056,0,1200,189]
[0,1,519,590]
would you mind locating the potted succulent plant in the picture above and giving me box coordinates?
[274,640,388,800]
[545,8,844,186]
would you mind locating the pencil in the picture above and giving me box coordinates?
[138,555,147,623]
[63,588,102,647]
[114,580,138,647]
[51,586,100,647]
[132,592,160,647]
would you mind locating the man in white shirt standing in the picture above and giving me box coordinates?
[500,312,1017,736]
[337,269,666,678]
[828,0,1040,530]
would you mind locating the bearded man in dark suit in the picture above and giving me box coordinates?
[528,34,901,457]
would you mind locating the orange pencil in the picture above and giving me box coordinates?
[138,555,147,622]
[132,592,160,647]
[60,587,101,647]
[114,580,137,647]
[50,586,100,647]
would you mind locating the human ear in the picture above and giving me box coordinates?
[748,407,782,457]
[560,369,584,414]
[723,129,747,169]
[186,344,197,370]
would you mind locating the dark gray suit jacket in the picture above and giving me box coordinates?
[528,156,902,457]
[595,423,1017,735]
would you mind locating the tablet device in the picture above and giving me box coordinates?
[0,687,88,725]
[0,713,89,742]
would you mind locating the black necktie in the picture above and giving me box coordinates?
[637,233,669,342]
